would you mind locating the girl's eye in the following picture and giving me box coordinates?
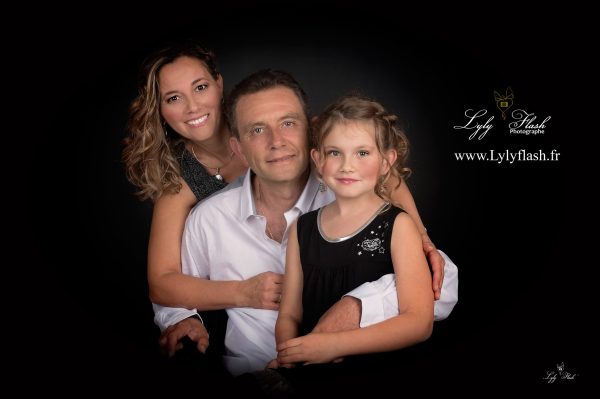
[358,150,370,157]
[166,95,180,104]
[326,150,340,157]
[195,84,208,91]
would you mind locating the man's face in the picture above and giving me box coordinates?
[233,86,309,184]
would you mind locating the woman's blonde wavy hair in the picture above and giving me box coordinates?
[312,94,411,204]
[122,42,220,202]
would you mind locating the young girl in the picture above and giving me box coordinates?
[274,94,434,366]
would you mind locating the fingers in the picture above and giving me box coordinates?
[423,240,435,253]
[266,359,279,369]
[429,251,445,300]
[269,272,284,285]
[159,318,209,356]
[277,339,303,363]
[276,338,302,352]
[196,335,209,354]
[263,278,283,309]
[164,328,184,357]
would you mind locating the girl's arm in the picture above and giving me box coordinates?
[278,213,433,364]
[148,179,274,310]
[388,176,445,298]
[275,220,304,349]
[387,176,427,235]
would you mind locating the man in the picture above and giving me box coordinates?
[154,70,458,376]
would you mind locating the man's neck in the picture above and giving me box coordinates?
[253,169,310,213]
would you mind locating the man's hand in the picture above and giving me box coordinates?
[241,271,283,310]
[159,316,209,357]
[312,296,361,333]
[422,235,445,300]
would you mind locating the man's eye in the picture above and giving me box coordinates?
[252,127,264,134]
[283,121,295,127]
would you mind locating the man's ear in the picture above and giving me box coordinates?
[310,148,323,174]
[382,149,397,174]
[230,137,249,168]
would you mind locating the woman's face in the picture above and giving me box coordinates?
[158,56,223,143]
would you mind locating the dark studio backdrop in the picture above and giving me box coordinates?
[33,3,587,395]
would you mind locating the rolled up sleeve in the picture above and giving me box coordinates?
[345,249,459,327]
[152,303,201,332]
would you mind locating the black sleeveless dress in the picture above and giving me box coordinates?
[297,204,404,335]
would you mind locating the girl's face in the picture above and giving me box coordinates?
[159,56,223,143]
[312,120,396,200]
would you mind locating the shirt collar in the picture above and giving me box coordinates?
[239,168,322,221]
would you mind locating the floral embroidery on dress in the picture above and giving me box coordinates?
[356,210,392,256]
[361,238,381,252]
[357,232,386,256]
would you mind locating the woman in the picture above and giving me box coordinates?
[123,43,247,310]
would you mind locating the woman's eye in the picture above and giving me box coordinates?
[166,95,179,104]
[195,84,208,91]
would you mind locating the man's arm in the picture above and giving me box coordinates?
[313,252,458,332]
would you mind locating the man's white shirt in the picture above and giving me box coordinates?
[154,170,458,375]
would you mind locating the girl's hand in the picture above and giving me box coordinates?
[277,333,340,365]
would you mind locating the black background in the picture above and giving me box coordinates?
[30,2,588,395]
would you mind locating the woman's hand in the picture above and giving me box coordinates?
[422,235,445,300]
[240,271,283,310]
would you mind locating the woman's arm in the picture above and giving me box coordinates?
[387,176,426,235]
[275,220,304,348]
[277,213,433,364]
[147,179,198,306]
[148,180,276,310]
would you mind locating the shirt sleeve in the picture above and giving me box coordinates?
[153,304,201,332]
[344,249,459,327]
[344,274,396,328]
